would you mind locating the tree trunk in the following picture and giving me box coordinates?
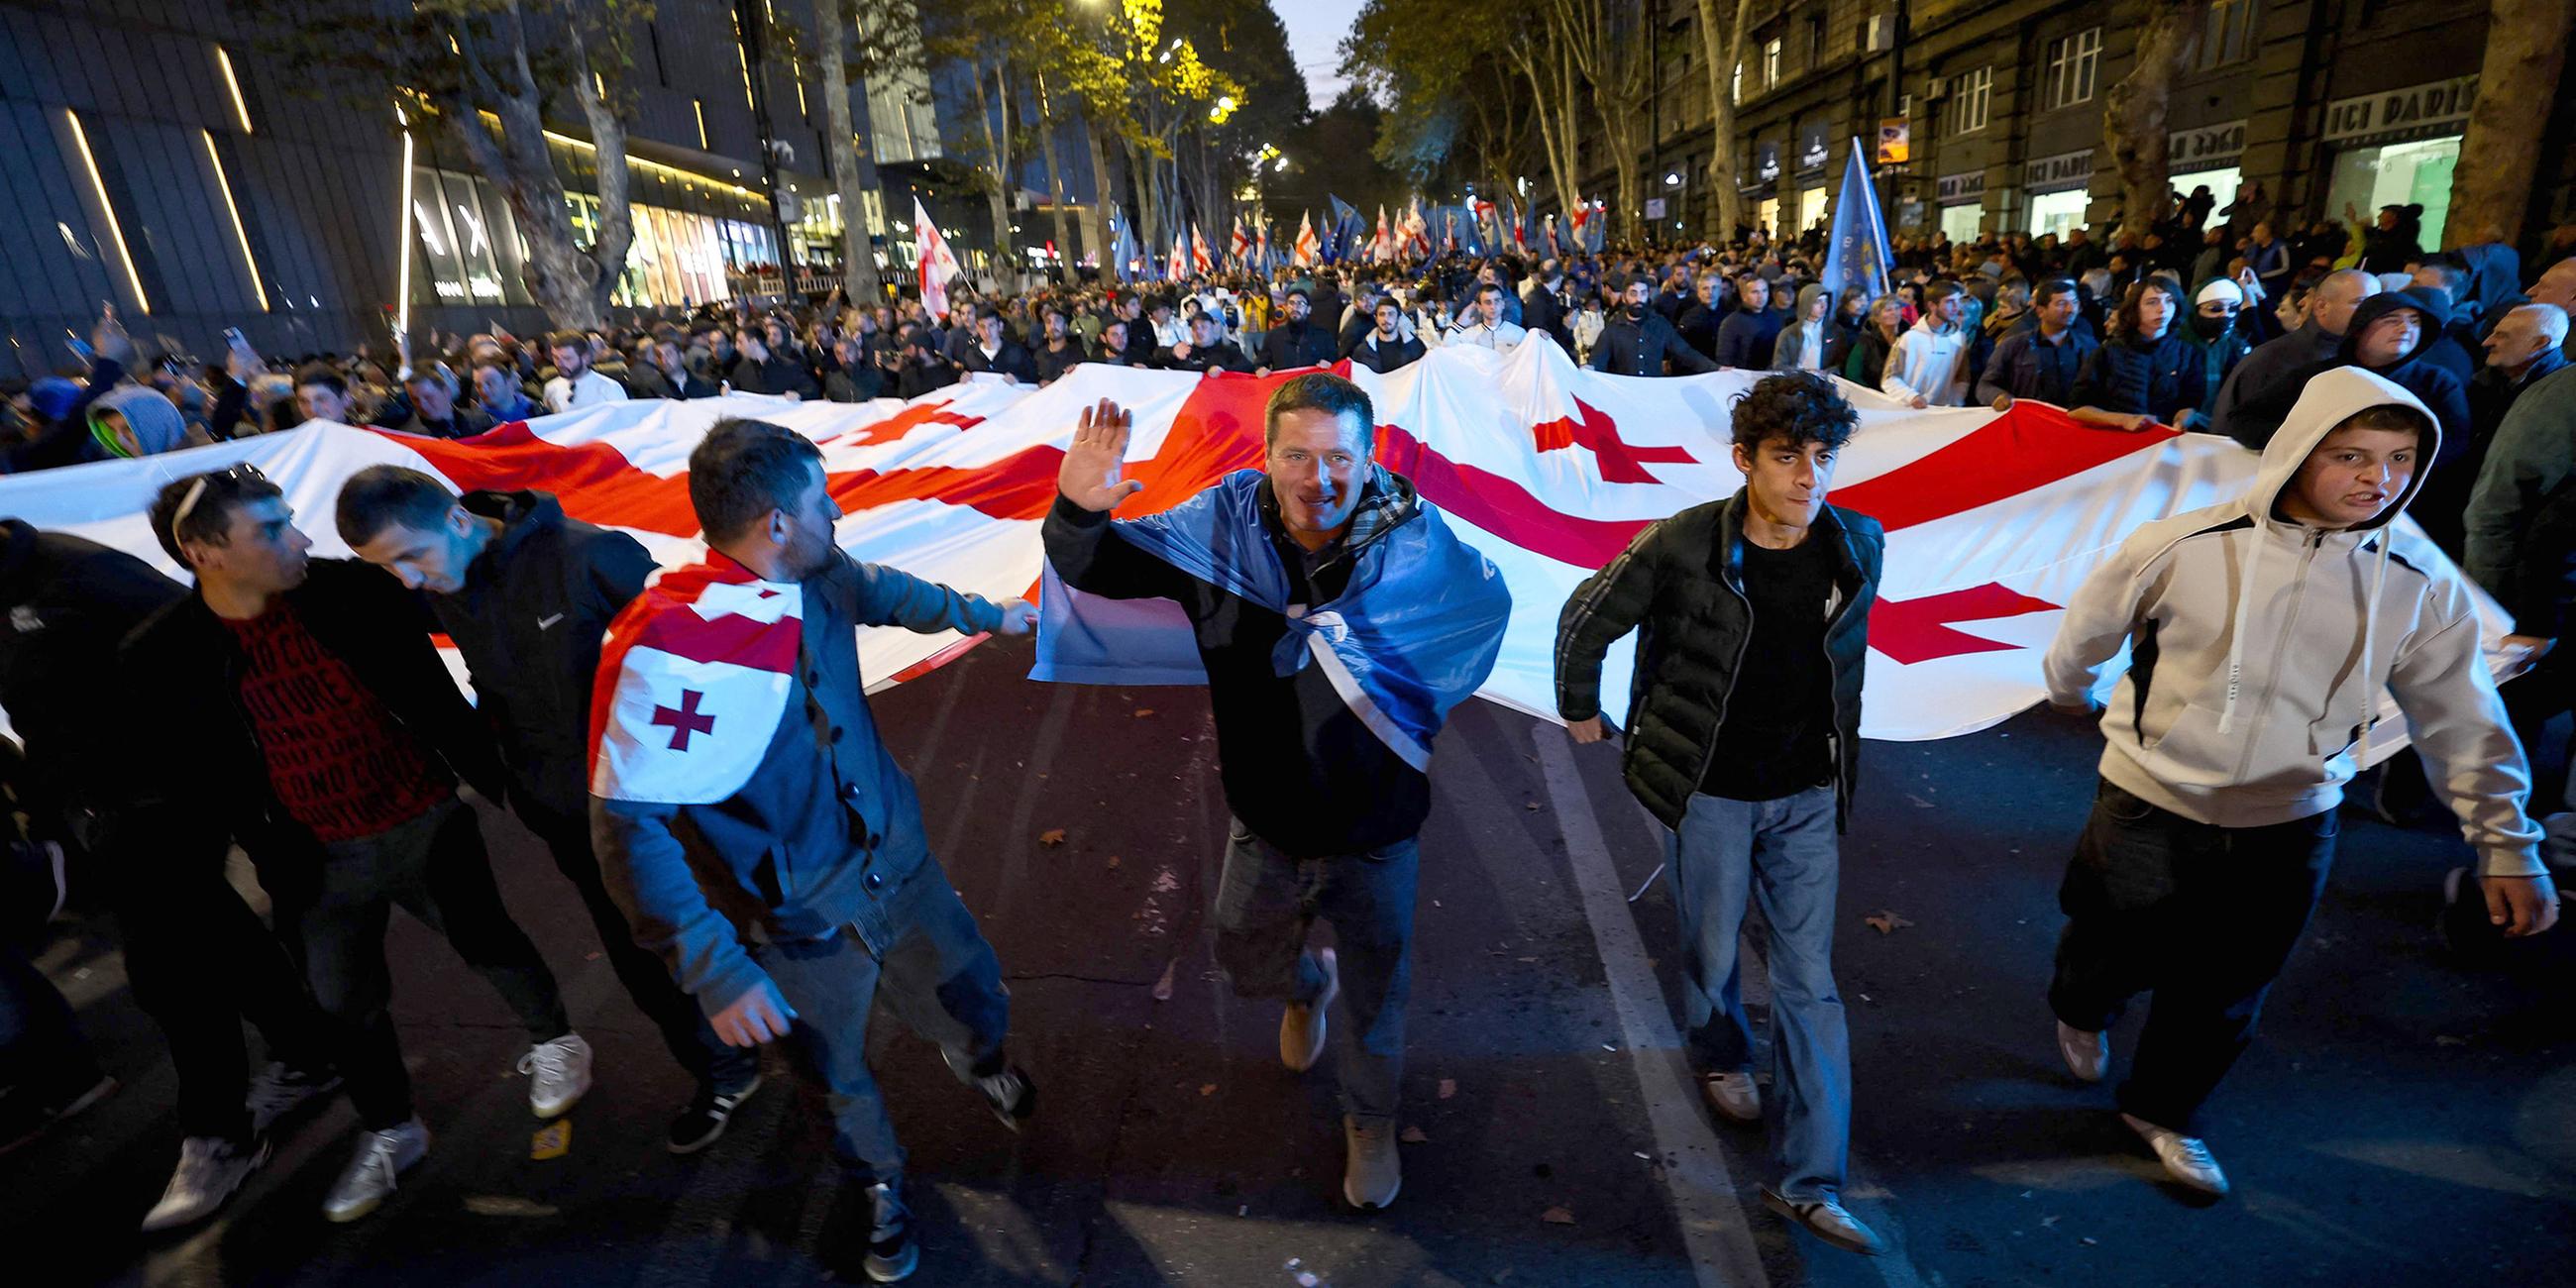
[442,11,603,330]
[1507,35,1579,218]
[970,58,1017,290]
[1032,70,1076,268]
[1129,141,1160,251]
[2102,0,2208,240]
[813,0,883,301]
[2446,0,2574,248]
[1696,0,1751,241]
[564,10,633,320]
[1084,119,1118,274]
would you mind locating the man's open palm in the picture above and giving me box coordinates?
[1059,397,1145,512]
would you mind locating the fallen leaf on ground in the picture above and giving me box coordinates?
[529,1120,571,1160]
[1151,959,1178,1002]
[1438,1078,1458,1100]
[1400,1126,1429,1143]
[1038,828,1067,846]
[1107,855,1122,869]
[1133,708,1155,717]
[1865,911,1915,934]
[1525,801,1542,810]
[1199,1083,1217,1096]
[1540,1206,1575,1225]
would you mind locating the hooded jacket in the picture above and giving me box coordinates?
[2213,318,2346,447]
[1769,285,1842,373]
[88,382,187,458]
[2226,292,2471,460]
[2044,367,2541,878]
[1881,314,1970,405]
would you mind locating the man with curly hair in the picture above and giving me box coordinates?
[1553,371,1889,1256]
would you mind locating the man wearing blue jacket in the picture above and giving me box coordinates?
[590,418,1036,1285]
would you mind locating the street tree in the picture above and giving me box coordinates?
[2444,0,2574,249]
[252,0,646,332]
[1693,0,1754,242]
[2101,0,2211,241]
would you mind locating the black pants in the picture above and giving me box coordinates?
[112,831,336,1144]
[282,798,569,1130]
[513,797,754,1092]
[2048,779,2337,1134]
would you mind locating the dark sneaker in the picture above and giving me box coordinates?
[862,1178,918,1283]
[1762,1187,1888,1255]
[666,1075,762,1155]
[246,1061,342,1135]
[942,1049,1035,1131]
[0,1072,117,1157]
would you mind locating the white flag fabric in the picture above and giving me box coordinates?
[0,343,2510,744]
[912,198,961,320]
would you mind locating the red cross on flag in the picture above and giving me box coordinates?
[589,560,805,805]
[912,197,962,321]
[1292,210,1320,268]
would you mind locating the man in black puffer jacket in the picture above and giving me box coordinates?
[334,473,763,1154]
[1555,372,1888,1257]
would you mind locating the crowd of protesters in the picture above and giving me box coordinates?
[3,185,2575,1275]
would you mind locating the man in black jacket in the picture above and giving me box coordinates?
[124,465,584,1225]
[0,522,341,1228]
[1156,311,1255,375]
[960,308,1039,383]
[336,473,765,1154]
[1350,298,1426,374]
[731,325,823,399]
[1521,259,1575,354]
[1258,289,1339,374]
[385,364,495,439]
[1555,373,1889,1258]
[1592,276,1723,376]
[1043,376,1507,1212]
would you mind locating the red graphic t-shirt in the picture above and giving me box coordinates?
[222,600,452,842]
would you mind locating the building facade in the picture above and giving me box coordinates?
[1613,0,2568,258]
[0,0,1092,378]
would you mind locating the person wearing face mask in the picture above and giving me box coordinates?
[2041,369,2556,1200]
[2069,280,2205,433]
[1039,376,1510,1214]
[1591,275,1721,376]
[2175,278,2256,432]
[2212,269,2380,445]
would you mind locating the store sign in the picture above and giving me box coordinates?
[2167,120,2247,168]
[2322,75,2478,146]
[1878,118,1910,165]
[1936,170,1985,206]
[1741,143,1782,190]
[2022,150,2093,194]
[1797,125,1831,174]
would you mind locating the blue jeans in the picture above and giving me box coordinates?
[1666,786,1852,1201]
[1211,819,1418,1126]
[754,853,1010,1185]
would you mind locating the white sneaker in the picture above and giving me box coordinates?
[2057,1021,2108,1084]
[2122,1112,2230,1196]
[141,1135,269,1234]
[322,1120,430,1223]
[518,1032,593,1119]
[1699,1071,1762,1125]
[1761,1187,1888,1255]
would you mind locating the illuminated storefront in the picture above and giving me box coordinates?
[2321,75,2475,250]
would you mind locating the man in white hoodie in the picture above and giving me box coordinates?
[1880,280,1970,407]
[2040,366,2558,1198]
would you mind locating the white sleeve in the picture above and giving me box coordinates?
[1880,332,1925,403]
[2042,531,2157,706]
[2389,606,2547,877]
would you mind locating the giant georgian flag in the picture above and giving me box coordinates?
[0,342,2511,741]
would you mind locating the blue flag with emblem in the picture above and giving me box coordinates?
[1820,141,1892,304]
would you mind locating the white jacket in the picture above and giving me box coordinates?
[2044,366,2543,877]
[1881,317,1969,405]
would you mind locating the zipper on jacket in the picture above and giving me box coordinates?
[2230,528,2320,782]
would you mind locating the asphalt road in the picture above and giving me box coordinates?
[9,633,2572,1287]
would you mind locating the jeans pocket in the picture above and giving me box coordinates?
[2095,780,2159,823]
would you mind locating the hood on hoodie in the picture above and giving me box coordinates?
[87,382,186,459]
[2244,365,2439,535]
[1793,283,1829,325]
[2220,366,2440,753]
[2333,290,2436,372]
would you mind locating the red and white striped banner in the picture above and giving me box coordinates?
[0,345,2511,740]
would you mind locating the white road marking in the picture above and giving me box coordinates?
[1535,727,1771,1288]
